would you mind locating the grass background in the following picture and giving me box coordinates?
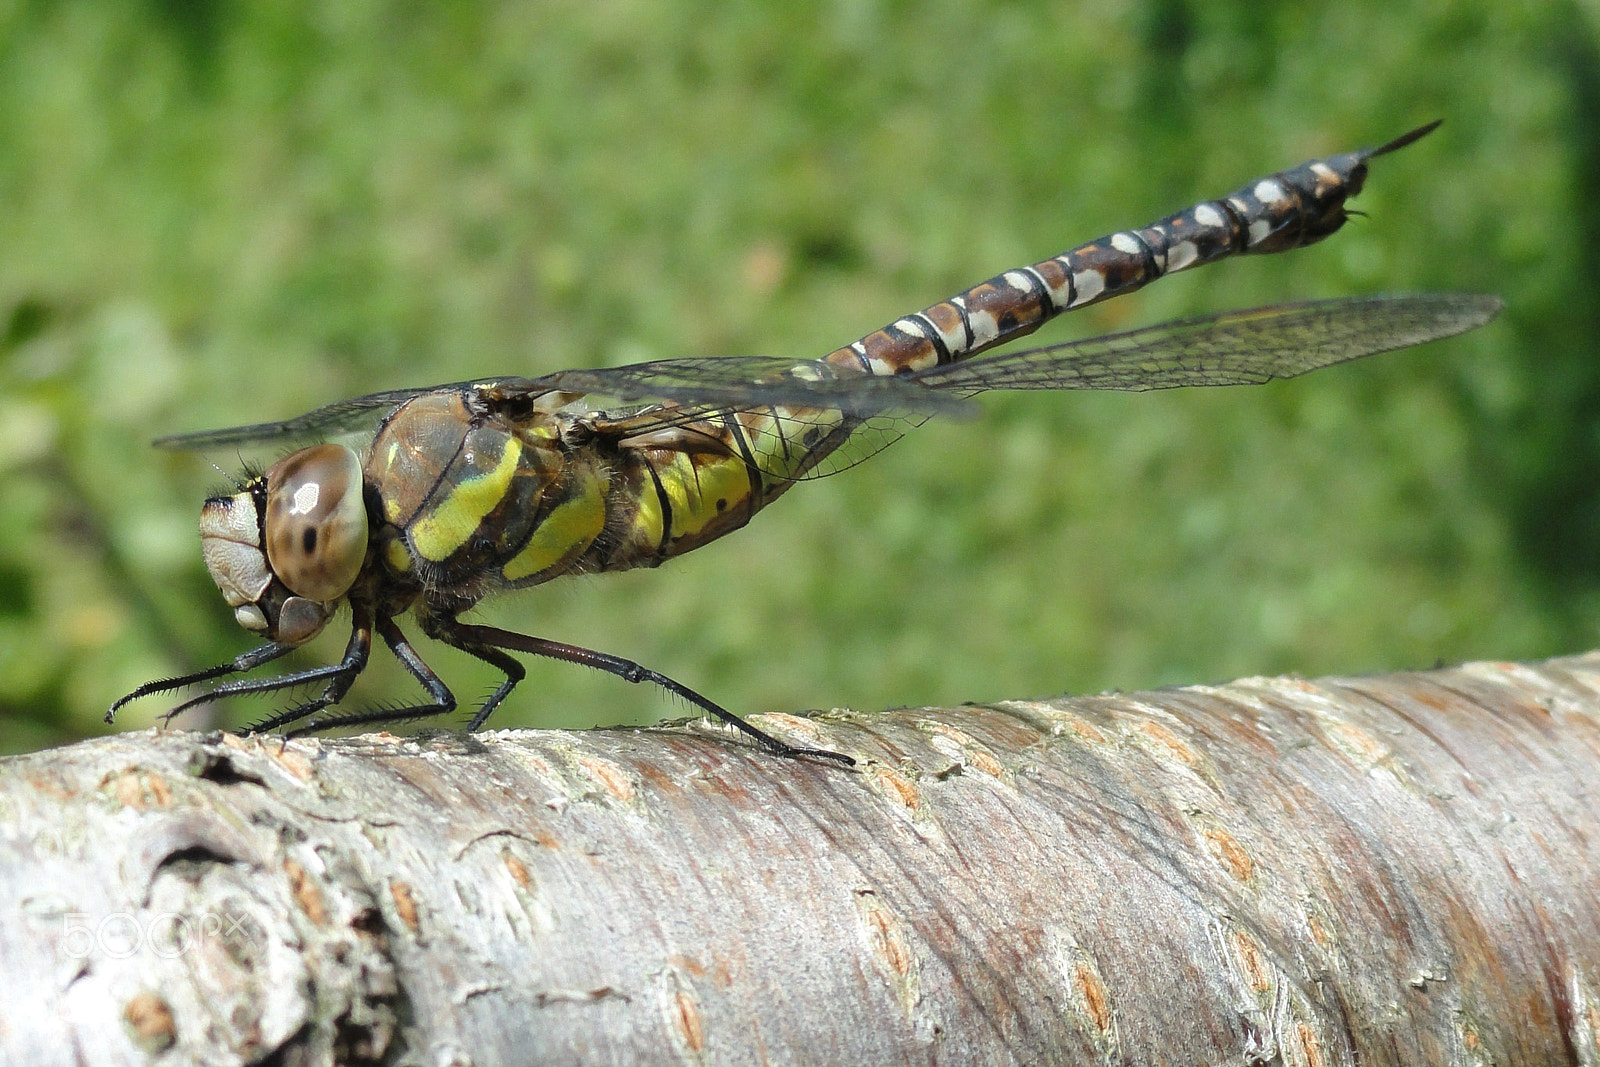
[1,0,1594,753]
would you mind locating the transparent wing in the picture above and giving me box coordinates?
[563,293,1501,419]
[542,356,974,416]
[582,292,1502,481]
[907,293,1502,394]
[155,293,1499,462]
[152,385,465,450]
[151,360,971,452]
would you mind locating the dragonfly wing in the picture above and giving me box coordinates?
[546,355,976,482]
[908,293,1503,393]
[152,386,443,451]
[156,293,1496,467]
[148,353,955,457]
[545,356,974,418]
[151,377,565,451]
[579,293,1500,483]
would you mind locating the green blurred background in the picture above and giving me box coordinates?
[0,0,1592,753]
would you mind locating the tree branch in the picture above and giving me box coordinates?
[4,655,1599,1065]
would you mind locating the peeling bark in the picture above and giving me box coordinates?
[2,655,1599,1065]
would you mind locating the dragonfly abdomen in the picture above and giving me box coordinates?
[586,428,763,572]
[823,121,1441,382]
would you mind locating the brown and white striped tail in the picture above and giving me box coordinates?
[823,121,1444,381]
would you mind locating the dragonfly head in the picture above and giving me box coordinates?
[199,443,370,647]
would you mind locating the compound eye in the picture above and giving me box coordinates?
[264,444,368,601]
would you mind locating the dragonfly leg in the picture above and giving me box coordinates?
[282,614,461,736]
[240,610,376,734]
[393,632,535,735]
[105,607,374,732]
[443,620,856,766]
[462,646,524,732]
[106,641,296,723]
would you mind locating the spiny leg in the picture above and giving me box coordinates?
[283,614,460,736]
[406,612,528,730]
[456,646,524,731]
[241,608,375,734]
[450,620,856,766]
[106,641,295,724]
[162,660,358,728]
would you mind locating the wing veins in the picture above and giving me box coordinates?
[152,294,1500,454]
[908,293,1502,394]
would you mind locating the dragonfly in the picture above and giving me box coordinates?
[108,121,1501,766]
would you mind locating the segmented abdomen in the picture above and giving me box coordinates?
[823,123,1436,380]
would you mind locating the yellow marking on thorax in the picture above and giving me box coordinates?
[659,453,751,540]
[626,474,665,552]
[502,470,608,582]
[518,422,559,442]
[381,441,405,522]
[409,437,523,562]
[383,536,413,574]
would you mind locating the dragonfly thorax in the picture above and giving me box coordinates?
[199,443,369,647]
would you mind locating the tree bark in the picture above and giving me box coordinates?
[2,655,1598,1066]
